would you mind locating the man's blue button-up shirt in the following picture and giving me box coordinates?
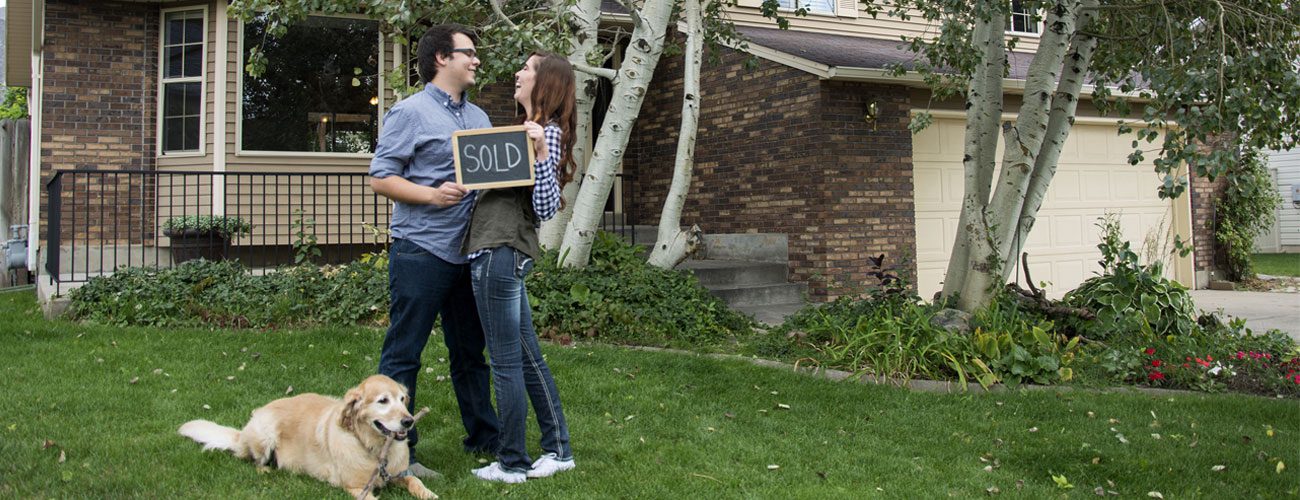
[370,83,493,264]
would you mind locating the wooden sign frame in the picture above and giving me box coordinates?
[452,125,536,190]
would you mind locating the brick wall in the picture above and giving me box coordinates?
[41,0,158,244]
[1190,171,1227,278]
[624,46,916,300]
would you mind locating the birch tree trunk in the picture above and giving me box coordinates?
[956,0,1079,311]
[559,0,676,268]
[646,0,705,269]
[1008,0,1099,268]
[942,2,1005,305]
[539,0,603,250]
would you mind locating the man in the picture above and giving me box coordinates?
[369,24,500,477]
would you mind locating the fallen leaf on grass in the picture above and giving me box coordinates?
[1211,465,1226,472]
[776,403,791,410]
[58,450,66,464]
[284,386,293,395]
[724,412,734,419]
[202,404,211,410]
[1148,492,1164,499]
[1266,425,1275,438]
[1094,487,1105,496]
[1015,480,1024,490]
[1028,427,1039,433]
[129,377,139,385]
[986,486,1000,495]
[1278,461,1286,474]
[152,369,163,375]
[1051,473,1074,489]
[766,464,779,470]
[1115,433,1129,444]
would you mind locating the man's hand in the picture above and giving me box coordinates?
[430,182,469,208]
[371,176,470,208]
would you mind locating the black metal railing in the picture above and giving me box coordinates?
[45,169,638,295]
[599,173,637,245]
[45,170,391,294]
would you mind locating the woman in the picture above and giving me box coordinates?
[462,51,577,483]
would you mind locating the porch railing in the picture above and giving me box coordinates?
[45,170,392,295]
[45,169,637,295]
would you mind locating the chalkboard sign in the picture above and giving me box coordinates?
[452,125,536,190]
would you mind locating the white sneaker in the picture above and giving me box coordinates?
[527,453,576,478]
[472,462,527,483]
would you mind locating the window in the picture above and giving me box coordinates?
[240,15,380,154]
[1008,1,1041,35]
[777,0,835,15]
[159,9,205,154]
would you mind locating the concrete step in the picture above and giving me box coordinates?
[733,302,806,327]
[707,282,807,309]
[677,259,789,288]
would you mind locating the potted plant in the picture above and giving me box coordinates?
[162,215,252,264]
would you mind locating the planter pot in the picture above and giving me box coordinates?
[165,229,232,264]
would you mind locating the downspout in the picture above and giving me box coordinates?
[25,0,44,272]
[213,1,228,215]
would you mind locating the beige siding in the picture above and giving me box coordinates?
[727,5,1043,56]
[6,0,34,85]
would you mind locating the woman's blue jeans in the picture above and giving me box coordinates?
[470,246,573,473]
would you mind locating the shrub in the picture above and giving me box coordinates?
[67,259,387,328]
[1214,148,1281,281]
[1063,215,1196,340]
[161,215,252,238]
[526,232,753,347]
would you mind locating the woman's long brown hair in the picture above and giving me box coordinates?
[521,51,577,194]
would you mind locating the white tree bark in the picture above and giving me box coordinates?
[559,0,676,267]
[957,0,1079,310]
[1009,0,1099,268]
[941,1,1005,304]
[646,0,705,269]
[539,0,603,250]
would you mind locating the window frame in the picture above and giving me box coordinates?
[1007,1,1044,37]
[157,6,208,157]
[775,0,837,17]
[234,12,386,158]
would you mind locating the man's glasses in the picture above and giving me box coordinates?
[450,48,478,59]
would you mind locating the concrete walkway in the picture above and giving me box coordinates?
[1189,289,1300,341]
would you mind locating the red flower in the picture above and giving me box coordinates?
[1148,371,1166,381]
[1207,355,1214,361]
[1151,360,1163,367]
[1144,348,1156,356]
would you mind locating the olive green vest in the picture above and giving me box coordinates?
[462,187,541,260]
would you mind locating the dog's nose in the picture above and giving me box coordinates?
[401,417,414,429]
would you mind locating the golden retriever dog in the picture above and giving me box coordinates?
[179,375,436,500]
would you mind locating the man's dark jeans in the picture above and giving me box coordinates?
[379,238,500,456]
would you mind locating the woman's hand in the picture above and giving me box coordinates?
[524,121,549,161]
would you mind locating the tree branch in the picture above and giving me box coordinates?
[574,63,617,80]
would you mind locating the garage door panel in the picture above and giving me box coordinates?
[913,117,1188,299]
[914,168,944,204]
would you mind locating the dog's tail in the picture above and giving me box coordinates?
[179,420,242,454]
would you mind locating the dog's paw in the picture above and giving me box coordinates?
[405,476,438,499]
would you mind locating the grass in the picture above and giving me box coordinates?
[1,289,1297,498]
[1253,253,1300,277]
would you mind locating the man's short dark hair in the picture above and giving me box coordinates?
[417,24,478,84]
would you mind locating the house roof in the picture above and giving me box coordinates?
[734,25,1036,83]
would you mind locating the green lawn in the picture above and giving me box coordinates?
[1,289,1296,498]
[1254,253,1300,277]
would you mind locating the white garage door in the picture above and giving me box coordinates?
[912,113,1193,299]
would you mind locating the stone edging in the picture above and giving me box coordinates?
[620,345,1235,399]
